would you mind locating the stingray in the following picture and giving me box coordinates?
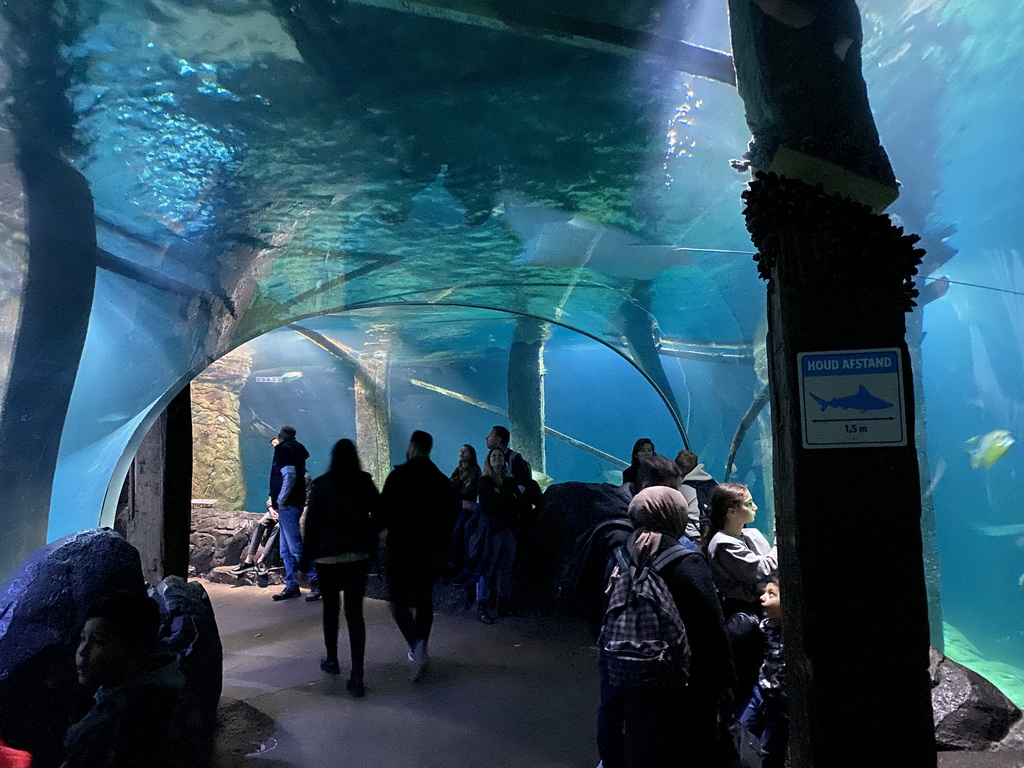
[501,192,688,281]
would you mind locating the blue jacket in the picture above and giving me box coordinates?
[269,438,309,510]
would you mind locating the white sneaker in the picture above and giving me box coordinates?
[409,640,428,683]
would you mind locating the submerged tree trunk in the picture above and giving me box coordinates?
[508,315,547,472]
[747,172,935,768]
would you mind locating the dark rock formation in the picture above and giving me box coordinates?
[151,576,223,768]
[0,528,145,768]
[515,481,632,616]
[205,565,286,588]
[931,650,1022,750]
[191,507,256,575]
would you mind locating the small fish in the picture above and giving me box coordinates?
[281,371,303,382]
[923,457,947,499]
[1018,573,1024,590]
[965,429,1015,469]
[97,411,135,424]
[975,523,1024,538]
[246,408,278,439]
[600,469,624,486]
[532,470,555,489]
[809,385,893,413]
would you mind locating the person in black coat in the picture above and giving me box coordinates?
[620,437,655,486]
[597,485,733,768]
[302,439,379,696]
[475,446,524,624]
[378,430,457,682]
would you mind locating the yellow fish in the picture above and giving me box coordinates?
[965,429,1015,469]
[531,470,555,489]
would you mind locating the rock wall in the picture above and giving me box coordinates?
[191,347,252,510]
[190,506,255,575]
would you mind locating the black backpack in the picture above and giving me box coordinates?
[599,544,699,690]
[684,478,719,533]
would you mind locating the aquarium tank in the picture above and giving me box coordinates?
[0,0,1021,705]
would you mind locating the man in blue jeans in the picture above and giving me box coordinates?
[269,426,320,602]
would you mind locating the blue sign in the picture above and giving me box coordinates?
[797,349,906,449]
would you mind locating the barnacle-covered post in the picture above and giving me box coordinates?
[729,1,936,766]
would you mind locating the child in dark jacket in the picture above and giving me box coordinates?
[739,580,788,768]
[63,591,183,768]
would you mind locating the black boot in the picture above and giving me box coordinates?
[497,596,512,618]
[477,601,495,625]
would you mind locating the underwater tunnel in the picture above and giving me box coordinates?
[1,0,1023,764]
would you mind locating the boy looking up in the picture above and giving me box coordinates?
[739,580,788,768]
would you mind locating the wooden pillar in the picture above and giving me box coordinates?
[355,350,391,489]
[746,172,936,767]
[117,387,192,585]
[507,316,547,471]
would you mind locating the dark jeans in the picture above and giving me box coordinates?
[476,527,516,601]
[387,560,434,649]
[740,685,789,768]
[597,660,718,768]
[318,559,370,676]
[246,512,279,560]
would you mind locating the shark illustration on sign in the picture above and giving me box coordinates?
[809,384,893,413]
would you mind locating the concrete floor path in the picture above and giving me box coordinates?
[208,580,599,768]
[207,580,1024,768]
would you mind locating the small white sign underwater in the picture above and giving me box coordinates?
[797,349,907,449]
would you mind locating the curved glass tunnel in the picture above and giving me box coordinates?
[0,0,1022,710]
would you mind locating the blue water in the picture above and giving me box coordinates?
[24,0,1024,707]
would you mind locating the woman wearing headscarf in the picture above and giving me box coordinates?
[303,439,380,697]
[596,486,732,768]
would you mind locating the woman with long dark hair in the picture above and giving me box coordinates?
[705,482,778,709]
[448,444,482,586]
[621,438,655,485]
[475,446,523,624]
[302,439,380,697]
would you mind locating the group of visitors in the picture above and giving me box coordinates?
[53,426,785,768]
[243,423,534,695]
[597,438,784,768]
[448,426,535,624]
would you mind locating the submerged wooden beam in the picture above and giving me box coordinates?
[409,378,629,469]
[344,0,736,84]
[658,339,756,365]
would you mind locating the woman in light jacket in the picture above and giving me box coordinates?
[705,482,778,710]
